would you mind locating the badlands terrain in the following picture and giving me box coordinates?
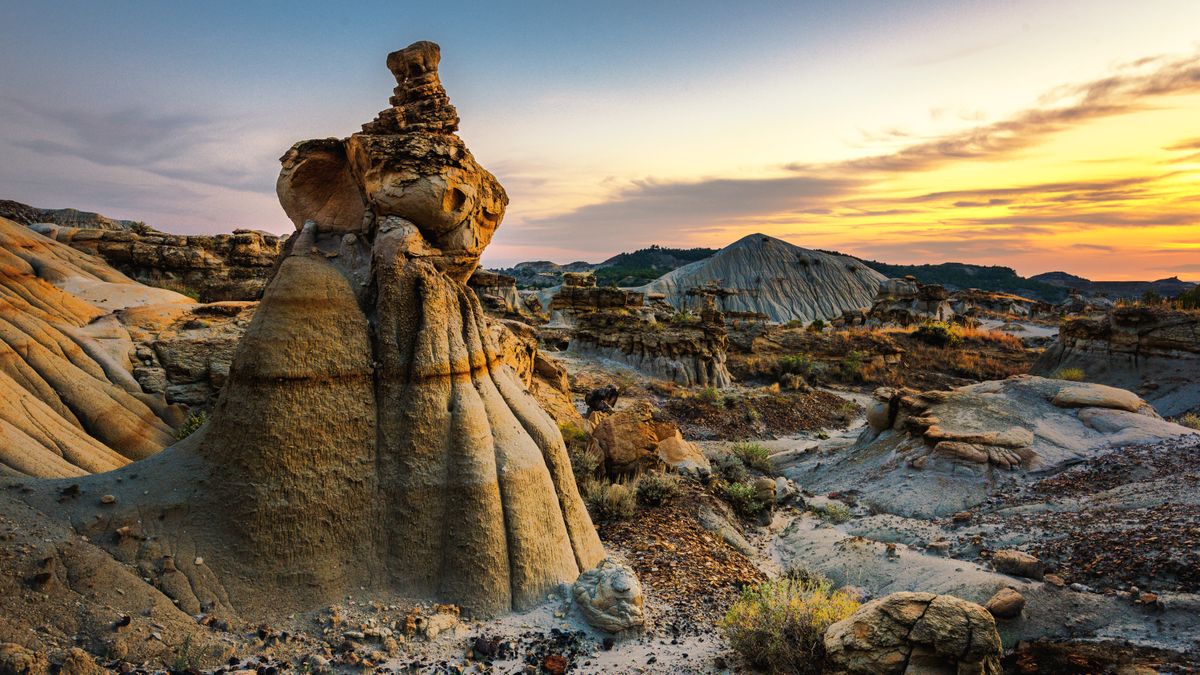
[2,42,1200,675]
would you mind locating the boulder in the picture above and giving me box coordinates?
[984,587,1026,619]
[572,557,645,634]
[586,402,710,477]
[823,592,1002,675]
[992,550,1044,580]
[0,643,48,675]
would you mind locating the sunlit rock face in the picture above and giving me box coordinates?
[12,42,604,627]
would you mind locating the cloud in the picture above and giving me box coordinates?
[3,99,280,194]
[517,49,1200,262]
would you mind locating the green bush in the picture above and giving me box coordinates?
[583,477,639,522]
[709,450,750,484]
[721,578,860,674]
[1050,367,1086,382]
[1176,287,1200,310]
[723,481,770,517]
[697,386,723,405]
[174,411,208,441]
[839,350,866,381]
[807,319,826,333]
[778,353,817,377]
[636,472,682,506]
[731,441,773,474]
[913,321,961,347]
[822,502,852,524]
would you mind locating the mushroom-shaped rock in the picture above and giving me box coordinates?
[14,41,605,621]
[572,558,646,633]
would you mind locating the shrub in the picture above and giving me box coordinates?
[785,319,806,329]
[723,481,770,517]
[731,441,773,473]
[1176,287,1200,310]
[778,353,817,377]
[1176,413,1200,430]
[721,578,860,674]
[174,410,208,441]
[697,386,723,405]
[636,472,681,506]
[807,319,826,333]
[560,422,598,489]
[822,502,852,524]
[1050,367,1086,382]
[839,350,866,381]
[913,321,961,347]
[708,449,749,484]
[583,477,639,521]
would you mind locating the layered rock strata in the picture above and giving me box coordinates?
[32,224,283,301]
[781,375,1197,517]
[869,277,954,326]
[1034,306,1200,416]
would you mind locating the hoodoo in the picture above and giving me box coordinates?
[10,41,604,627]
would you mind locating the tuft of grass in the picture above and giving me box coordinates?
[821,502,852,524]
[721,577,860,675]
[912,321,961,348]
[583,476,639,522]
[731,441,773,474]
[174,410,208,441]
[1176,413,1200,430]
[1050,367,1086,382]
[778,353,817,377]
[723,481,770,517]
[838,350,867,381]
[708,449,750,484]
[697,386,724,405]
[636,472,682,507]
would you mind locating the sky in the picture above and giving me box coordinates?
[1,1,1198,280]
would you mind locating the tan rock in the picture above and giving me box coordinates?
[1051,383,1148,413]
[0,643,49,675]
[984,587,1025,619]
[572,557,645,633]
[993,549,1044,580]
[824,592,1002,675]
[586,402,709,476]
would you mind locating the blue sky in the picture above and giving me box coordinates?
[2,1,1198,277]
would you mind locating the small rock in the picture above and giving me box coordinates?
[984,588,1025,619]
[542,654,568,675]
[1138,592,1159,606]
[100,494,116,505]
[992,549,1044,580]
[1044,573,1066,588]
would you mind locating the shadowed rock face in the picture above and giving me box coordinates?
[11,41,603,632]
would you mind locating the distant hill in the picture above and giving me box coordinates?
[858,260,1069,302]
[1030,271,1196,299]
[639,233,885,323]
[493,244,718,289]
[0,199,143,231]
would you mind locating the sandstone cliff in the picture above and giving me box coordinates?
[0,217,187,477]
[31,223,282,301]
[638,233,885,323]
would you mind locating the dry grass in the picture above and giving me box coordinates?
[721,577,860,674]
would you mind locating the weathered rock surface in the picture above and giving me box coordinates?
[984,587,1025,619]
[5,42,605,646]
[585,401,710,477]
[823,592,1003,675]
[0,217,187,477]
[638,233,885,323]
[950,288,1051,319]
[869,277,953,326]
[32,223,283,302]
[572,557,646,634]
[783,376,1197,517]
[1034,306,1200,416]
[468,268,529,318]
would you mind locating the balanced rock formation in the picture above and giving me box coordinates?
[32,223,283,302]
[9,42,604,638]
[1034,305,1200,416]
[638,233,885,323]
[782,375,1197,517]
[0,217,188,477]
[824,592,1003,675]
[868,277,954,326]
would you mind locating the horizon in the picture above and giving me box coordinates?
[2,1,1198,280]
